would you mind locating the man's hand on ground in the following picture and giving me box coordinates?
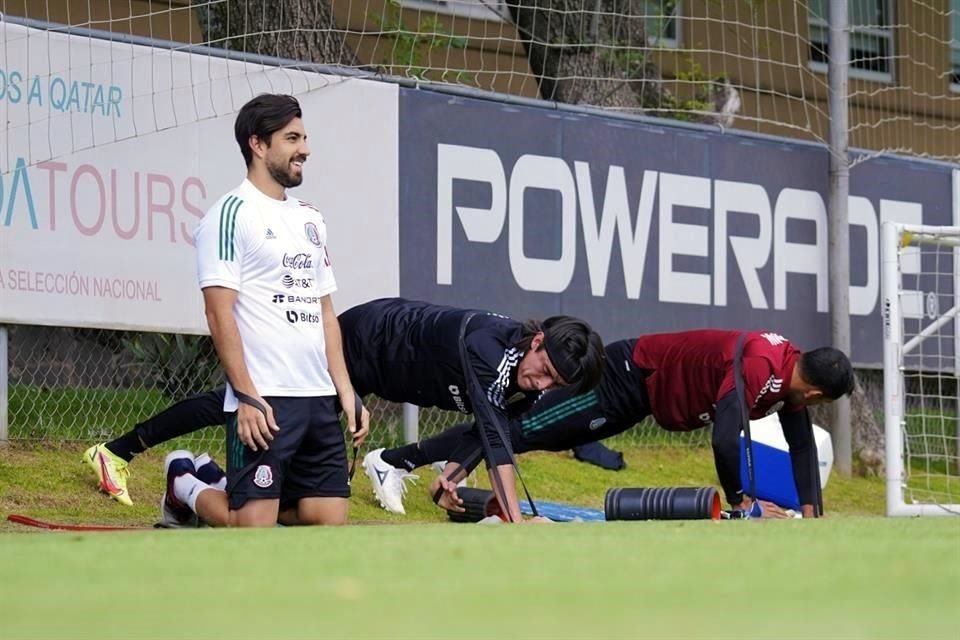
[434,476,464,512]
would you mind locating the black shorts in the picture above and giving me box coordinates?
[225,395,349,510]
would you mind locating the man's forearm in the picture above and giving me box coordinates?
[713,439,743,506]
[206,308,256,395]
[489,464,522,522]
[712,392,746,505]
[322,299,354,397]
[781,409,817,508]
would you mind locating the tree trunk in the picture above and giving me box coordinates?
[809,372,885,477]
[848,371,886,476]
[195,0,360,67]
[505,0,650,109]
[504,0,739,123]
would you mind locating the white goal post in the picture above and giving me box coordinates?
[881,213,960,516]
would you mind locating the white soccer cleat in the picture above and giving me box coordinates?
[159,450,199,529]
[363,448,418,514]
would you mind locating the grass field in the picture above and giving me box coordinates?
[1,442,892,528]
[2,442,959,638]
[1,517,958,638]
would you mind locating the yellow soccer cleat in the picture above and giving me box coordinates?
[82,444,133,506]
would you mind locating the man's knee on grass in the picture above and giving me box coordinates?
[293,497,348,526]
[230,499,281,528]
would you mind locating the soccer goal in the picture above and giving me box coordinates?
[881,221,960,517]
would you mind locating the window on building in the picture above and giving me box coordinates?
[809,0,893,80]
[951,0,960,85]
[403,1,681,46]
[643,0,680,47]
[401,0,508,22]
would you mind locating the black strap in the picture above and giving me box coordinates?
[457,313,538,521]
[432,448,484,505]
[234,390,268,417]
[801,407,824,518]
[348,395,363,483]
[733,334,757,502]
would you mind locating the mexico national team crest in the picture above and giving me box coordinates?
[253,464,274,488]
[304,222,322,246]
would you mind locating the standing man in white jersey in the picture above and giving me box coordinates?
[165,93,369,528]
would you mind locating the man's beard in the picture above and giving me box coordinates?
[267,157,303,188]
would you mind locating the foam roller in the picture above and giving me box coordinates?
[604,487,721,521]
[445,487,502,523]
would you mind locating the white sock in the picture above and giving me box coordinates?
[193,453,227,491]
[173,474,216,513]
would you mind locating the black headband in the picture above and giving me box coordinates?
[542,332,582,385]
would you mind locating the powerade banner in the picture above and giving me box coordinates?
[398,88,957,367]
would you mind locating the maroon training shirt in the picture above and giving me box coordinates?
[632,330,803,430]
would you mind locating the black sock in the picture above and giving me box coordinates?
[105,429,147,462]
[380,444,424,471]
[380,422,476,472]
[105,389,228,462]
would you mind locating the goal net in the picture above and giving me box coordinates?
[882,221,960,516]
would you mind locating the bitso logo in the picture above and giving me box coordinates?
[304,222,322,246]
[447,385,468,412]
[285,310,320,324]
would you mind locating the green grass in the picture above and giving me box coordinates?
[1,443,958,638]
[8,384,171,440]
[0,519,957,638]
[0,442,892,530]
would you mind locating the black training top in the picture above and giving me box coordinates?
[339,297,541,419]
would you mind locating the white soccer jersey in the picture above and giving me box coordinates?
[194,179,337,410]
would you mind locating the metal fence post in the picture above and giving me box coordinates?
[828,0,852,475]
[0,326,9,441]
[403,402,419,444]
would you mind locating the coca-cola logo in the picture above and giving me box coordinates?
[282,253,314,269]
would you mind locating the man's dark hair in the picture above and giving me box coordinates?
[234,94,302,167]
[800,347,855,399]
[516,317,605,394]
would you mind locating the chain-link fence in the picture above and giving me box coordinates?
[5,323,911,458]
[4,324,712,453]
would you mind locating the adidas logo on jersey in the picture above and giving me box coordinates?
[761,332,787,346]
[754,375,783,405]
[265,228,277,240]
